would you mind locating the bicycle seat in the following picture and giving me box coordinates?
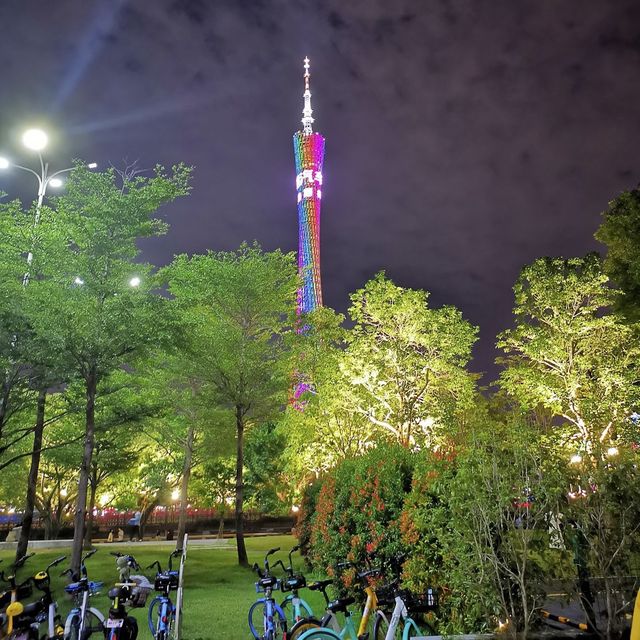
[327,597,355,613]
[309,579,332,591]
[22,600,45,617]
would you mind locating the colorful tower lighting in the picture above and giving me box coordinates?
[294,56,325,315]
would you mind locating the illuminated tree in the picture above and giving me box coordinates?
[161,243,298,565]
[342,273,477,448]
[498,254,640,456]
[29,163,191,572]
[596,188,640,321]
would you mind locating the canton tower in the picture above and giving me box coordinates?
[293,57,325,314]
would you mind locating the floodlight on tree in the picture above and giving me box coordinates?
[171,489,180,501]
[22,128,48,151]
[570,454,582,464]
[607,446,619,457]
[74,276,84,285]
[129,276,141,287]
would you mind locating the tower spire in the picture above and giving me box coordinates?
[301,56,314,134]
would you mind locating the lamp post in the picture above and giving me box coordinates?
[0,128,97,284]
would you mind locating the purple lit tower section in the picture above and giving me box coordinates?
[293,57,325,315]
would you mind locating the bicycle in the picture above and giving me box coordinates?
[372,583,436,640]
[2,555,67,640]
[0,553,35,637]
[248,547,288,640]
[371,555,437,640]
[104,553,151,640]
[279,546,316,624]
[62,549,105,640]
[146,549,182,640]
[295,562,383,640]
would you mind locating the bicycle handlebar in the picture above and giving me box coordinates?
[14,553,35,570]
[46,556,67,572]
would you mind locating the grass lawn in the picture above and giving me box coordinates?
[0,535,329,640]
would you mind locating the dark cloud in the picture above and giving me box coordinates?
[0,0,639,381]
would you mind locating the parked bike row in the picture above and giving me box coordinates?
[248,546,437,640]
[0,545,187,640]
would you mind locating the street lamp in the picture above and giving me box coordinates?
[0,128,97,284]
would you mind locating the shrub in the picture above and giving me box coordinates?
[296,445,414,589]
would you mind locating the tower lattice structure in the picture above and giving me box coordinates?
[293,57,325,315]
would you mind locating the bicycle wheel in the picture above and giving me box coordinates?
[402,618,432,640]
[373,611,401,640]
[83,609,106,640]
[281,598,314,624]
[289,617,322,640]
[293,628,341,640]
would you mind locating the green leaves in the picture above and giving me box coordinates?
[498,254,640,453]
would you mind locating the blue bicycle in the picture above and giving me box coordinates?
[146,549,182,640]
[248,548,287,640]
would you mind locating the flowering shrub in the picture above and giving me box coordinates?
[296,446,414,589]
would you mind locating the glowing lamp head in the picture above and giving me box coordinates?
[0,157,9,169]
[74,276,84,285]
[87,162,98,169]
[129,276,141,288]
[22,128,48,151]
[607,446,619,457]
[570,454,582,465]
[49,178,63,188]
[171,489,180,501]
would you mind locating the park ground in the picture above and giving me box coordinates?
[0,534,326,640]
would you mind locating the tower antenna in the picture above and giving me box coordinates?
[301,56,314,134]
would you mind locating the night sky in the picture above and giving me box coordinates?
[1,0,639,381]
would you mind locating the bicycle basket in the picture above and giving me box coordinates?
[374,583,396,608]
[405,587,437,613]
[126,575,153,608]
[154,571,179,592]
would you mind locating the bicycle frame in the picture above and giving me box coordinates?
[148,595,175,637]
[356,585,378,638]
[282,593,314,624]
[383,596,422,640]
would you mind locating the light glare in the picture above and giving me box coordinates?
[49,178,63,188]
[0,157,9,169]
[129,276,141,287]
[22,128,48,151]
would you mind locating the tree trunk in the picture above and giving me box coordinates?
[234,405,248,566]
[71,367,97,574]
[176,424,195,550]
[15,388,46,561]
[0,374,12,441]
[84,472,98,548]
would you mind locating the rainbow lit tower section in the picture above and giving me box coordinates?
[294,57,325,315]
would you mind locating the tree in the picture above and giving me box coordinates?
[595,188,640,321]
[341,272,478,448]
[282,307,377,479]
[161,243,298,565]
[497,254,640,456]
[28,163,191,572]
